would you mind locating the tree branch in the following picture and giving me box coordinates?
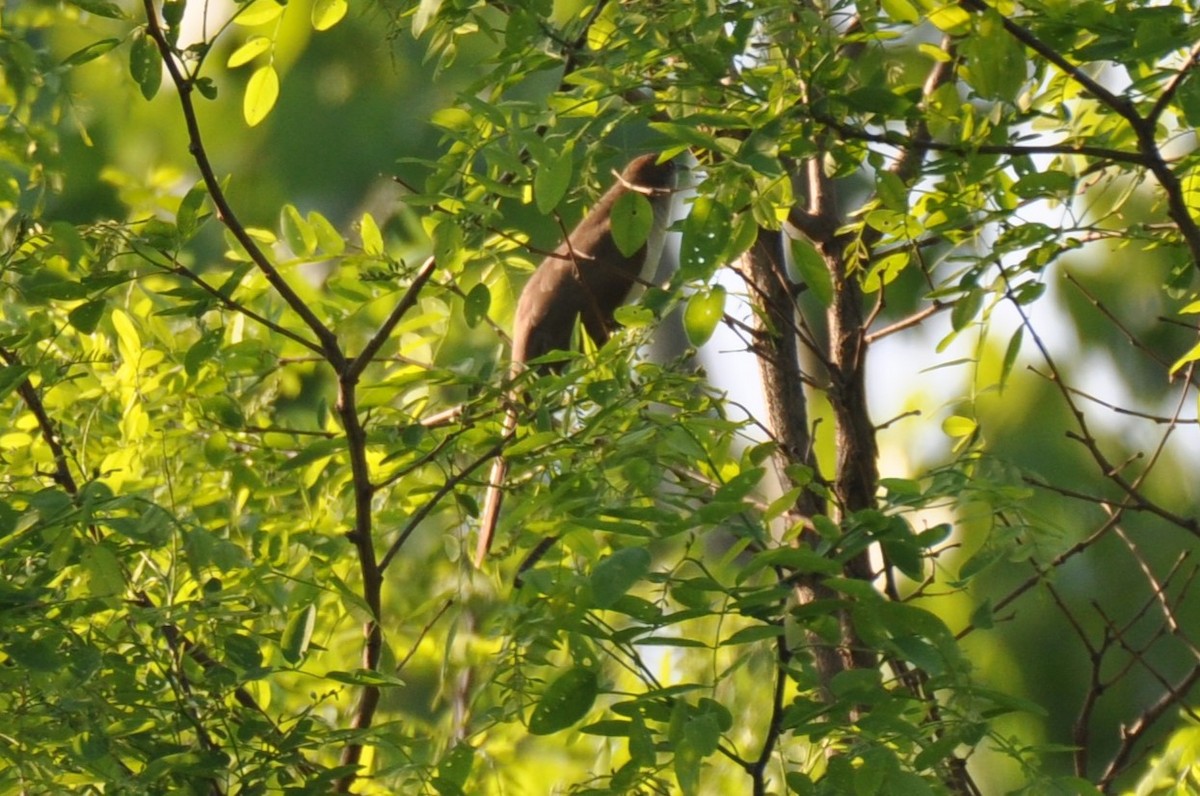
[141,0,345,368]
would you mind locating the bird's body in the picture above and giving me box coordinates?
[475,154,677,567]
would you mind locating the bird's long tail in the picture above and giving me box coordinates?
[475,402,518,567]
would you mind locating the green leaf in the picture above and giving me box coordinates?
[203,394,245,429]
[1177,73,1200,127]
[224,634,264,672]
[280,603,316,664]
[324,668,406,686]
[0,363,32,404]
[463,283,491,328]
[1169,339,1200,376]
[880,0,919,23]
[586,0,619,50]
[950,288,982,331]
[412,0,444,37]
[360,212,384,255]
[281,204,316,255]
[81,544,124,596]
[613,305,654,328]
[971,599,994,630]
[434,741,474,790]
[244,65,279,127]
[227,36,271,68]
[1010,170,1074,199]
[790,238,832,306]
[279,438,343,471]
[234,0,285,26]
[177,181,208,239]
[68,300,106,334]
[311,0,348,30]
[309,210,345,255]
[528,667,598,735]
[942,415,976,438]
[863,251,907,293]
[591,546,651,609]
[184,329,222,377]
[61,38,121,67]
[534,144,573,214]
[679,196,731,281]
[682,285,726,346]
[720,624,783,645]
[66,0,127,18]
[963,10,1027,101]
[610,191,653,257]
[129,28,162,100]
[999,327,1023,391]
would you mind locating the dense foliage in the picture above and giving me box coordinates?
[4,0,1200,793]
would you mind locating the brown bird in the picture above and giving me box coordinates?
[475,154,678,567]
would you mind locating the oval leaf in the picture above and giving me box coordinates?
[281,603,316,664]
[311,0,348,30]
[360,212,383,255]
[790,238,832,306]
[683,285,726,346]
[591,547,651,609]
[243,65,279,127]
[679,197,731,281]
[528,667,598,735]
[129,29,162,100]
[227,36,271,68]
[610,191,653,257]
[68,300,106,334]
[234,0,285,26]
[534,144,574,214]
[463,282,491,328]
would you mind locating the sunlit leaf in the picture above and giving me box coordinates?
[243,65,279,127]
[683,285,726,346]
[679,196,731,281]
[280,604,316,664]
[311,0,348,31]
[360,212,383,255]
[281,204,315,255]
[234,0,285,26]
[227,36,271,68]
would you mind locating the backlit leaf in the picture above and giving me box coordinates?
[683,285,726,346]
[243,65,279,127]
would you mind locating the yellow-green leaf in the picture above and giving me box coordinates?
[243,65,279,127]
[311,0,347,30]
[683,285,726,346]
[587,1,619,50]
[1169,339,1200,376]
[227,36,270,68]
[360,212,383,255]
[281,604,316,664]
[942,415,977,438]
[234,0,285,26]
